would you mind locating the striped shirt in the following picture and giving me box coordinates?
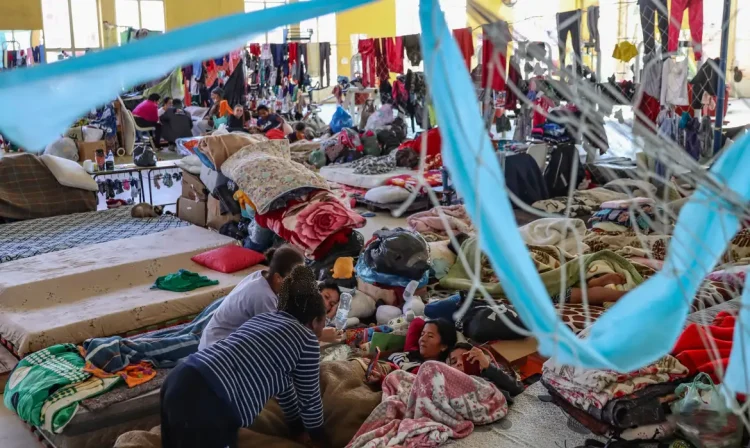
[187,312,323,431]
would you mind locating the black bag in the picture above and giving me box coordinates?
[461,300,527,342]
[377,129,401,154]
[362,228,430,281]
[133,143,157,167]
[543,143,582,197]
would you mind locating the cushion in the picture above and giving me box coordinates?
[349,289,377,319]
[428,241,457,279]
[197,133,267,170]
[40,154,98,192]
[404,317,426,352]
[191,245,265,273]
[363,185,411,204]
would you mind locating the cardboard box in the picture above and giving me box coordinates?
[177,197,207,227]
[206,195,240,230]
[490,337,539,364]
[77,140,107,163]
[181,170,209,202]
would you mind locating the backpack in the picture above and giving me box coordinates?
[543,143,582,197]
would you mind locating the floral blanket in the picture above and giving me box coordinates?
[531,188,629,217]
[348,361,508,448]
[406,205,474,239]
[254,190,365,256]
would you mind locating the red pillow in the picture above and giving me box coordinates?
[404,317,426,352]
[191,245,265,273]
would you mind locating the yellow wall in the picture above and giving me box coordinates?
[0,0,43,30]
[164,0,244,30]
[335,0,396,78]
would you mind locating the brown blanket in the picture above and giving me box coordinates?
[113,360,382,448]
[0,153,97,221]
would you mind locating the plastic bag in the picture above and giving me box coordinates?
[44,137,79,161]
[308,149,326,168]
[329,106,353,134]
[362,228,431,281]
[671,373,728,415]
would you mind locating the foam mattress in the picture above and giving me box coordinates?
[319,165,416,189]
[0,226,260,356]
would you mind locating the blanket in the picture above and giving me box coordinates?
[348,361,508,448]
[0,153,97,221]
[82,296,224,373]
[113,360,383,448]
[254,190,365,257]
[671,311,736,384]
[531,188,629,217]
[221,140,329,214]
[407,205,474,239]
[440,235,643,297]
[196,130,267,170]
[519,218,590,254]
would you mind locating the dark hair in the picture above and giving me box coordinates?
[147,93,161,102]
[447,233,471,256]
[318,279,341,295]
[294,122,306,132]
[451,342,473,352]
[278,265,326,325]
[162,97,172,105]
[211,87,224,98]
[172,99,183,108]
[423,318,458,360]
[264,245,304,278]
[257,104,270,112]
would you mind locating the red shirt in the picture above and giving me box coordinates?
[133,100,159,123]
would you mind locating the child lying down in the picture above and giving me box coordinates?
[552,272,628,305]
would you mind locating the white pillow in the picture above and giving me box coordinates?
[40,155,99,192]
[364,185,410,204]
[349,289,377,319]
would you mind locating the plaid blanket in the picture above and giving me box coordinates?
[0,153,97,221]
[348,361,508,447]
[82,297,225,373]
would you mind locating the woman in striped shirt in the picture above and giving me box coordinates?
[160,265,329,448]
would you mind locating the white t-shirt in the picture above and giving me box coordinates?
[660,58,689,106]
[199,270,278,350]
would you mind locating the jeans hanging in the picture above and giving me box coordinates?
[319,42,331,87]
[587,6,600,52]
[639,0,669,60]
[556,10,582,68]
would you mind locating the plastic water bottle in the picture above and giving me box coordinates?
[402,280,423,321]
[334,292,353,331]
[105,150,115,171]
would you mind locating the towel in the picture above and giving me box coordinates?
[519,218,590,254]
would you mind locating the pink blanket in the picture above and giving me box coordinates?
[406,205,474,239]
[347,361,508,448]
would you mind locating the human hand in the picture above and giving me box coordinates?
[320,327,343,343]
[366,367,383,385]
[467,347,491,370]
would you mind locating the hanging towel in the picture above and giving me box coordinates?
[151,269,219,292]
[307,42,321,77]
[385,37,404,74]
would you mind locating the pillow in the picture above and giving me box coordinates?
[40,154,98,191]
[349,289,377,319]
[404,317,426,352]
[191,245,265,273]
[364,185,411,204]
[428,241,457,279]
[198,133,267,170]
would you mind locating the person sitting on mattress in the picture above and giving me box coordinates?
[448,342,525,404]
[198,245,304,350]
[161,265,329,448]
[256,104,283,133]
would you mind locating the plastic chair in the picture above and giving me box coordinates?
[128,109,157,149]
[527,144,548,171]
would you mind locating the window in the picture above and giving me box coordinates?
[245,1,287,44]
[397,0,468,36]
[42,0,101,60]
[115,0,165,32]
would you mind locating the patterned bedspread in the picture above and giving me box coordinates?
[0,207,190,263]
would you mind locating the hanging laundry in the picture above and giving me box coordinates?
[690,58,721,110]
[481,21,511,91]
[358,38,376,87]
[249,43,261,57]
[385,37,404,74]
[612,41,638,62]
[639,0,669,60]
[660,57,689,106]
[320,42,331,87]
[587,6,600,52]
[402,34,422,66]
[452,27,474,70]
[374,38,390,81]
[668,0,703,60]
[307,42,321,77]
[556,10,582,67]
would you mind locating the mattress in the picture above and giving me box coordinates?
[319,165,416,189]
[0,206,190,264]
[0,226,260,356]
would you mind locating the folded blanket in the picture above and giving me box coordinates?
[600,198,656,210]
[197,132,267,170]
[348,361,508,447]
[407,205,474,238]
[532,188,629,217]
[82,297,224,373]
[519,218,590,254]
[222,140,330,214]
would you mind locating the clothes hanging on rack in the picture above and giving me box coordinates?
[556,10,582,68]
[320,42,331,87]
[307,43,320,77]
[690,58,721,109]
[374,38,390,81]
[385,37,404,74]
[668,0,703,60]
[639,0,669,60]
[358,39,376,87]
[481,21,511,91]
[660,57,689,106]
[403,34,422,66]
[452,27,474,70]
[587,6,600,52]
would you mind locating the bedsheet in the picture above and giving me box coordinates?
[320,165,417,189]
[0,226,260,356]
[0,206,190,264]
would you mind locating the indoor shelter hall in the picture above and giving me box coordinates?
[1,0,750,447]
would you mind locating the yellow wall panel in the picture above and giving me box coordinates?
[0,0,43,30]
[335,0,396,78]
[164,0,244,30]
